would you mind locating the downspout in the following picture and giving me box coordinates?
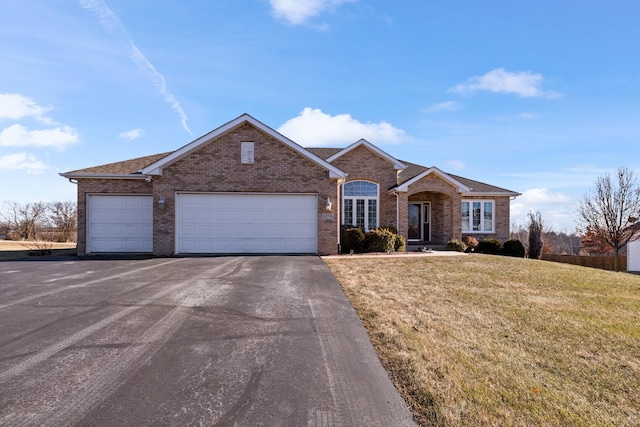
[392,190,399,234]
[337,179,344,254]
[393,168,402,237]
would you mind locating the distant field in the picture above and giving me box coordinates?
[0,241,77,259]
[0,241,77,251]
[325,254,640,426]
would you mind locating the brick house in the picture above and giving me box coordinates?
[60,114,519,256]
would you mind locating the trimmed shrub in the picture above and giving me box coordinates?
[446,239,467,252]
[463,236,479,252]
[364,228,396,253]
[476,238,502,254]
[394,234,406,252]
[503,239,526,257]
[341,227,365,253]
[378,225,398,235]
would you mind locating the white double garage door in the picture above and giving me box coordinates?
[87,194,318,254]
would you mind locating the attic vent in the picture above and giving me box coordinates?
[241,141,254,164]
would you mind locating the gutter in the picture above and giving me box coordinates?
[58,173,153,181]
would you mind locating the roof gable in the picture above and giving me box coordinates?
[395,161,520,196]
[394,166,471,193]
[326,139,407,170]
[141,114,346,179]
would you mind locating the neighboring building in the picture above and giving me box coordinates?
[60,114,519,256]
[628,240,640,272]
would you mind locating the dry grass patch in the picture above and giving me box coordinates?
[0,240,76,258]
[324,255,640,426]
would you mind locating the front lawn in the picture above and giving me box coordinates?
[324,255,640,426]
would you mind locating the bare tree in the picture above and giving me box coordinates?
[1,201,48,240]
[564,230,582,255]
[528,211,544,259]
[577,166,640,271]
[48,201,77,242]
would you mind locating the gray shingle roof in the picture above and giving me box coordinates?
[67,152,171,174]
[309,148,517,194]
[64,146,517,195]
[306,147,343,159]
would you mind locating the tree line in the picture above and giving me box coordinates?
[512,166,640,271]
[0,201,77,243]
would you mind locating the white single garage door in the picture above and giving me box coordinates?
[176,193,317,254]
[87,195,153,253]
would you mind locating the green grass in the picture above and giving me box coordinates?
[324,255,640,426]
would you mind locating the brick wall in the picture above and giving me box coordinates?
[406,174,461,243]
[461,196,511,243]
[74,123,340,255]
[408,192,450,243]
[154,123,339,255]
[328,145,399,230]
[72,124,512,255]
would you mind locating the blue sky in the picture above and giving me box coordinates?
[1,0,639,232]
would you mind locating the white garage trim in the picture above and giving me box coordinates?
[176,193,318,254]
[628,240,640,272]
[87,195,153,253]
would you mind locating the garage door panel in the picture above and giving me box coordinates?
[249,225,264,236]
[213,225,232,237]
[88,195,153,253]
[264,225,281,237]
[177,194,317,254]
[232,225,251,238]
[215,210,232,221]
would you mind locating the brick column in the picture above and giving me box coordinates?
[396,192,408,239]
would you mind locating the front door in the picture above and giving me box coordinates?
[408,203,430,241]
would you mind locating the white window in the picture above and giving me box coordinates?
[462,200,494,233]
[343,181,378,230]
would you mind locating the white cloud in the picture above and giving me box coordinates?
[511,188,574,229]
[0,152,48,174]
[449,68,559,98]
[446,160,466,171]
[80,0,192,135]
[518,188,571,205]
[269,0,356,25]
[0,124,79,150]
[0,93,55,124]
[278,108,406,147]
[423,101,461,113]
[118,128,144,140]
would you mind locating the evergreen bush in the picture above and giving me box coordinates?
[394,234,406,252]
[364,228,396,253]
[503,239,526,257]
[476,238,502,254]
[341,227,365,253]
[446,239,467,252]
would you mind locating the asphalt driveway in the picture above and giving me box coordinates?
[0,256,415,426]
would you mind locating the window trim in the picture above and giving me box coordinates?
[342,180,379,231]
[462,199,495,233]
